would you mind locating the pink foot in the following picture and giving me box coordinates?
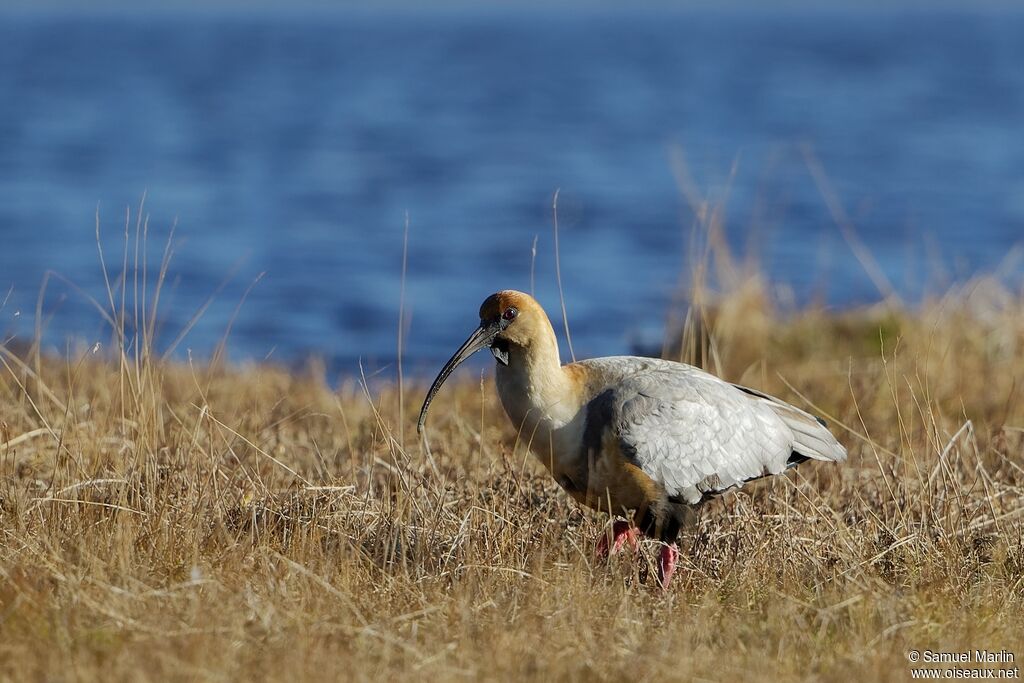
[595,520,640,560]
[657,543,680,589]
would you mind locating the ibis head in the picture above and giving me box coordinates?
[417,290,550,434]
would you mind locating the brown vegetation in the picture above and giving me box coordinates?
[1,252,1023,680]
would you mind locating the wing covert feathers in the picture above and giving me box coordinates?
[575,357,845,505]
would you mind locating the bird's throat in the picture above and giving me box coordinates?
[496,343,578,431]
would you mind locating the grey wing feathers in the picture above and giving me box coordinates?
[580,357,845,505]
[732,384,847,463]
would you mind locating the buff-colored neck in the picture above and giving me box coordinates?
[495,315,583,428]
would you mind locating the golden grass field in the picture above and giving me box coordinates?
[1,245,1023,681]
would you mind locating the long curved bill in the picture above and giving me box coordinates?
[417,322,499,434]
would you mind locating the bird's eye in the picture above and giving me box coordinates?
[502,307,518,321]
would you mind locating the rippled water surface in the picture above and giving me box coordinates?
[1,8,1022,375]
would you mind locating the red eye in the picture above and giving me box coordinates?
[502,307,518,321]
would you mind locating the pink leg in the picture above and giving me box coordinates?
[657,543,680,589]
[594,520,641,560]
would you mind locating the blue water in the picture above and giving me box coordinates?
[1,8,1022,376]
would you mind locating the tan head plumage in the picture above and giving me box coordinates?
[478,290,537,321]
[478,290,553,350]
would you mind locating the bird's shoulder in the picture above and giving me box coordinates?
[573,356,749,407]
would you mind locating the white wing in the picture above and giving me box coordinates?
[578,357,846,504]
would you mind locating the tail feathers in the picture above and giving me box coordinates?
[781,408,847,462]
[734,383,847,463]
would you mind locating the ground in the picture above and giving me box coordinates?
[1,274,1023,682]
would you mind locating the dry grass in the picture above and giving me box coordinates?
[2,252,1024,681]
